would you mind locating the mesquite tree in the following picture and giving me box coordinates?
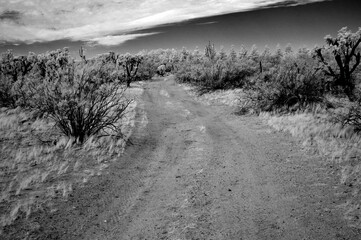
[120,54,143,87]
[315,27,361,99]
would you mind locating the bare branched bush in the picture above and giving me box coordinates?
[35,63,131,143]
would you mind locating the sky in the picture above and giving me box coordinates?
[0,0,360,58]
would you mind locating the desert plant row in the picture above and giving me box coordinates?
[1,27,361,140]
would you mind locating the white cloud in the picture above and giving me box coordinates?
[196,21,218,25]
[88,33,160,46]
[0,0,326,46]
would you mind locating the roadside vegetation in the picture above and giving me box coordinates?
[0,48,144,237]
[172,27,361,227]
[1,26,361,237]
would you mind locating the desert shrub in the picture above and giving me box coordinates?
[0,48,131,143]
[0,48,76,108]
[0,74,16,107]
[197,60,224,90]
[333,90,361,132]
[340,102,361,132]
[136,51,164,79]
[174,43,263,93]
[221,61,255,89]
[173,43,334,112]
[175,62,194,83]
[33,62,131,143]
[137,60,155,80]
[175,56,254,92]
[245,59,324,112]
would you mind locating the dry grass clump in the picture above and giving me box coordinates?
[182,83,246,107]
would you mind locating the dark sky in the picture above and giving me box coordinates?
[1,0,360,58]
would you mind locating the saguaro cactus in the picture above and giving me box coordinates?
[205,41,216,61]
[79,46,87,63]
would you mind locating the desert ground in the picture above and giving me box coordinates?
[3,75,358,239]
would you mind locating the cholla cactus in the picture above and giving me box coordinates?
[119,53,143,87]
[0,50,35,82]
[314,27,361,100]
[106,51,117,65]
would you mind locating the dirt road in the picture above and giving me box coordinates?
[35,76,360,239]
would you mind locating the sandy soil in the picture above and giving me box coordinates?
[9,76,361,239]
